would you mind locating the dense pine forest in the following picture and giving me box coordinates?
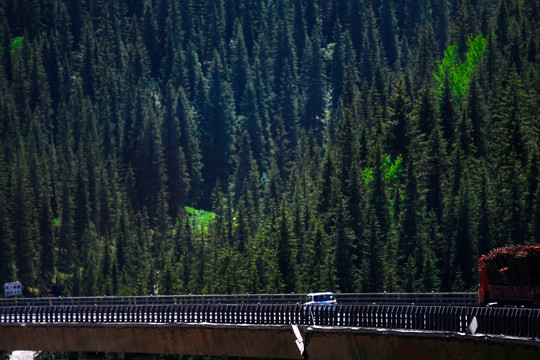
[1,0,539,298]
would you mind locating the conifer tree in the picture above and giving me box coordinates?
[74,143,90,246]
[0,151,16,285]
[397,158,420,287]
[273,13,300,148]
[240,68,267,173]
[230,20,250,111]
[276,201,295,292]
[132,85,169,227]
[445,111,477,290]
[475,160,492,256]
[200,51,235,207]
[378,0,398,68]
[404,0,425,40]
[465,74,486,157]
[159,257,180,295]
[361,207,384,292]
[450,0,476,60]
[176,86,203,206]
[234,197,250,254]
[411,81,447,223]
[100,236,114,295]
[142,6,161,79]
[438,74,457,153]
[232,130,255,204]
[160,0,187,89]
[495,0,510,53]
[330,27,356,109]
[79,223,99,296]
[491,67,530,246]
[162,84,190,219]
[418,212,442,291]
[332,195,357,292]
[293,0,307,61]
[317,148,335,216]
[33,147,56,291]
[431,0,449,56]
[386,77,411,162]
[413,23,439,88]
[172,215,195,293]
[302,20,326,137]
[336,108,364,240]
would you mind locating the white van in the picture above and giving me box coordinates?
[303,292,337,306]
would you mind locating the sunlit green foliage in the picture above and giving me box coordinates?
[434,34,487,101]
[364,154,403,187]
[185,207,216,234]
[10,37,23,54]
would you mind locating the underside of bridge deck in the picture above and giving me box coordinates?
[1,323,539,360]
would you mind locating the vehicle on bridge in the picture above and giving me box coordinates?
[477,244,540,307]
[303,292,337,306]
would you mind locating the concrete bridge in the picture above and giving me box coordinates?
[1,296,539,359]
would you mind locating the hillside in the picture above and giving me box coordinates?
[0,0,539,297]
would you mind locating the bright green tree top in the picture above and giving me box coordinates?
[434,34,486,102]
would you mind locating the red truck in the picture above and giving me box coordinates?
[477,244,540,307]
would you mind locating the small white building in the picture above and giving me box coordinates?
[4,282,22,297]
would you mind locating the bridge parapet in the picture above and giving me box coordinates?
[1,303,539,340]
[0,292,478,307]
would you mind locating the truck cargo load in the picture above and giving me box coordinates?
[477,245,540,306]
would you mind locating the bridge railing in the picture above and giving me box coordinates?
[0,292,477,307]
[336,292,477,306]
[0,303,538,340]
[0,294,305,306]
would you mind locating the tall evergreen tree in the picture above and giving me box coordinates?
[413,23,439,88]
[160,0,187,89]
[431,0,449,56]
[0,151,16,285]
[276,201,295,292]
[386,77,411,162]
[273,13,300,148]
[162,85,190,219]
[176,86,203,206]
[378,0,398,68]
[200,51,235,207]
[490,67,530,246]
[230,20,250,111]
[302,20,326,138]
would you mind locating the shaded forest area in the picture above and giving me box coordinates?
[0,0,539,298]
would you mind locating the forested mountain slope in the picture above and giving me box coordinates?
[1,0,539,296]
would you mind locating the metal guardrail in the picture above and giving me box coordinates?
[0,304,538,340]
[0,292,478,307]
[337,292,477,306]
[0,294,303,306]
